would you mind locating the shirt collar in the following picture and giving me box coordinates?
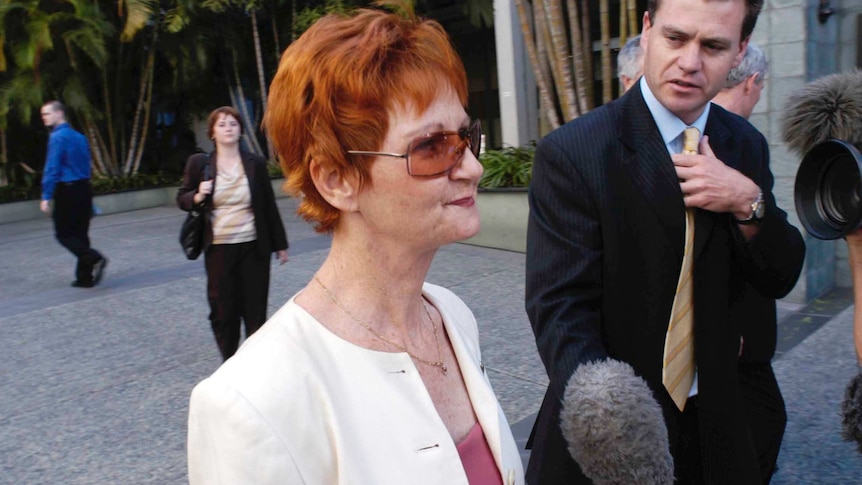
[640,77,710,154]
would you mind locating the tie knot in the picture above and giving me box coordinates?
[682,127,700,154]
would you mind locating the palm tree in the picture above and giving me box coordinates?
[515,0,593,129]
[516,0,645,129]
[0,0,113,178]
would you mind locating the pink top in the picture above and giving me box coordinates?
[456,422,504,485]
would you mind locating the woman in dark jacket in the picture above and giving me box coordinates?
[177,106,289,360]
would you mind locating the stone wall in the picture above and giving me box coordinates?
[752,0,813,302]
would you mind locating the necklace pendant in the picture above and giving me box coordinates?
[441,364,448,375]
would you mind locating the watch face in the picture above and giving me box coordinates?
[754,200,766,219]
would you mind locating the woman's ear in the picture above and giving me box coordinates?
[309,158,360,213]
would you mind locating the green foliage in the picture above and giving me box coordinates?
[293,0,351,37]
[478,144,534,189]
[0,172,183,204]
[0,171,40,202]
[89,173,182,194]
[266,160,284,179]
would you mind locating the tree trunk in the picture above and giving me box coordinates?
[251,10,274,160]
[0,128,6,186]
[544,0,577,121]
[565,0,589,116]
[580,0,593,106]
[102,69,117,170]
[132,48,156,175]
[599,0,611,103]
[515,0,560,129]
[232,52,264,156]
[271,14,281,63]
[85,120,110,177]
[619,0,627,46]
[122,49,155,175]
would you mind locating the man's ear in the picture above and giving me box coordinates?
[743,73,759,95]
[309,158,360,213]
[641,11,652,47]
[732,37,750,69]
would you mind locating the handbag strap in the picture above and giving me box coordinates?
[203,152,212,180]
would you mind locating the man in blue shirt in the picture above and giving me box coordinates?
[40,100,107,288]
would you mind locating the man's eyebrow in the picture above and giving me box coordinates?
[660,25,732,48]
[661,26,689,39]
[701,36,733,48]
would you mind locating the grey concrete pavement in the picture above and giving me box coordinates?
[1,198,860,483]
[0,198,544,484]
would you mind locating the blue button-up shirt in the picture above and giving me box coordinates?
[41,122,92,201]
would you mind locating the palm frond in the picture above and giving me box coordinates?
[119,0,156,42]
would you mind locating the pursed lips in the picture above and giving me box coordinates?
[447,195,476,206]
[669,78,701,89]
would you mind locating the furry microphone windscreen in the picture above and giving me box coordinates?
[560,359,674,485]
[782,69,862,155]
[841,373,862,452]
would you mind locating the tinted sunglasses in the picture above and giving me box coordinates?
[347,120,482,177]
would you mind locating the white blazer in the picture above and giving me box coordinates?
[188,283,525,485]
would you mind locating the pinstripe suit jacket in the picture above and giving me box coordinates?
[524,83,804,484]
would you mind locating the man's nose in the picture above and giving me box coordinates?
[677,44,702,72]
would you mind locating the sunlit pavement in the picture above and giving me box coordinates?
[0,198,859,483]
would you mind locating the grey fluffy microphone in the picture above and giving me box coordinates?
[782,69,862,154]
[560,359,674,485]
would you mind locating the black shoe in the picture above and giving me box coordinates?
[93,257,108,286]
[71,279,95,288]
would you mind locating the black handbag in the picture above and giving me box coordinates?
[179,158,211,260]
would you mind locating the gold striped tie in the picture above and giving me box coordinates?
[662,126,699,411]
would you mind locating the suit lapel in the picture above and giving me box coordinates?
[619,85,686,257]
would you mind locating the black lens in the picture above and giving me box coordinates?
[795,139,862,240]
[817,156,862,228]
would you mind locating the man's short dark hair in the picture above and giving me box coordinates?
[43,100,66,114]
[647,0,764,41]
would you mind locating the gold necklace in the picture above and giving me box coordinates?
[313,274,448,375]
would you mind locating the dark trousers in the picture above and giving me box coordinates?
[672,396,704,484]
[53,181,102,283]
[739,362,785,484]
[204,241,271,360]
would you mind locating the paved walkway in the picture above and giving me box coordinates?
[1,198,860,483]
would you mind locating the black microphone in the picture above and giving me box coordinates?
[560,359,674,485]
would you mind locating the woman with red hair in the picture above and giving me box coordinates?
[187,6,524,485]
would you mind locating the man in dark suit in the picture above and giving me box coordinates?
[525,0,805,483]
[713,42,786,483]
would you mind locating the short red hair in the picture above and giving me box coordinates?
[263,7,468,233]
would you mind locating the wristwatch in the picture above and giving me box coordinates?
[734,191,765,225]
